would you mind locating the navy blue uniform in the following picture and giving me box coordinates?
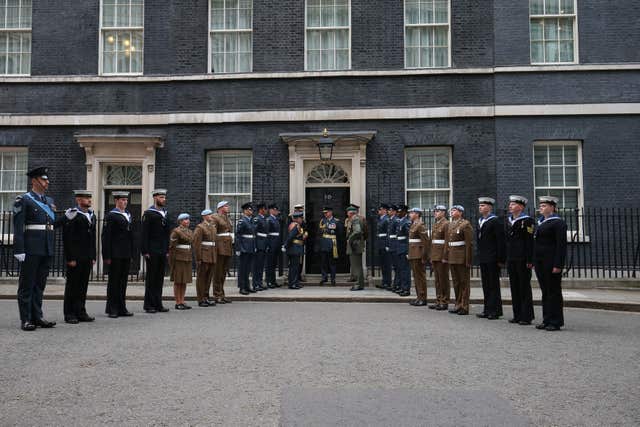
[285,223,305,288]
[265,214,281,287]
[476,214,505,317]
[377,214,392,287]
[63,208,97,321]
[141,206,172,311]
[318,216,340,283]
[534,215,568,328]
[101,209,134,316]
[388,215,399,288]
[396,216,411,292]
[235,215,256,292]
[252,214,268,290]
[13,191,65,324]
[505,213,536,323]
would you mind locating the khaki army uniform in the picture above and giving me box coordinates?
[444,218,473,312]
[169,226,194,284]
[430,218,450,306]
[212,213,233,301]
[346,215,365,288]
[408,220,430,301]
[193,219,217,302]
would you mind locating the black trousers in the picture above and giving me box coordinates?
[265,248,277,285]
[507,260,534,322]
[252,250,266,288]
[534,259,564,327]
[238,253,253,291]
[288,255,301,287]
[144,255,167,310]
[106,258,130,315]
[379,250,392,286]
[64,259,92,319]
[17,254,51,323]
[480,262,503,316]
[320,251,336,281]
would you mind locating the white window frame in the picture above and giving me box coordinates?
[0,147,28,211]
[304,0,352,71]
[208,0,253,74]
[99,0,144,76]
[529,0,579,65]
[206,150,253,216]
[404,146,453,209]
[0,0,32,76]
[403,0,451,69]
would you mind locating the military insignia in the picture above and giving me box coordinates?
[65,208,78,220]
[527,225,534,234]
[13,196,23,214]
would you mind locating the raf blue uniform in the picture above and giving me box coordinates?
[377,213,392,288]
[265,212,281,288]
[284,219,305,289]
[318,214,340,284]
[236,214,256,294]
[396,214,412,294]
[14,190,65,326]
[252,212,268,291]
[388,213,400,290]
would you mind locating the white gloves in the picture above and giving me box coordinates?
[385,247,389,252]
[14,253,25,262]
[281,246,286,253]
[235,251,240,256]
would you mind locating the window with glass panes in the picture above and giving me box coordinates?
[404,0,449,68]
[210,0,252,73]
[305,0,350,71]
[0,150,27,211]
[0,0,31,75]
[530,0,577,64]
[207,151,252,221]
[405,148,451,209]
[534,142,582,209]
[101,0,144,74]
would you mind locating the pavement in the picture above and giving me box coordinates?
[1,300,639,426]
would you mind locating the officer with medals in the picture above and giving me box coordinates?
[318,206,340,286]
[505,195,535,325]
[211,201,233,304]
[193,209,217,307]
[265,204,282,288]
[444,205,473,315]
[284,211,305,289]
[235,202,256,295]
[476,197,505,320]
[428,205,450,310]
[102,191,135,318]
[387,204,400,292]
[534,196,568,331]
[407,207,430,306]
[376,203,392,290]
[62,190,97,324]
[141,189,172,314]
[13,167,66,331]
[346,204,366,291]
[252,203,269,292]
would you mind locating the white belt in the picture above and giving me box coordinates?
[378,233,387,237]
[432,239,445,245]
[176,244,191,249]
[397,236,407,240]
[216,232,232,237]
[389,234,397,239]
[241,234,254,239]
[201,241,215,246]
[268,232,280,236]
[409,239,422,244]
[256,232,267,238]
[25,224,52,231]
[449,241,465,247]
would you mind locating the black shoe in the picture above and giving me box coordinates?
[34,319,56,328]
[508,318,520,324]
[215,299,226,304]
[175,304,184,310]
[411,300,427,306]
[248,288,257,293]
[288,285,301,290]
[121,311,134,317]
[428,304,438,310]
[476,313,488,318]
[266,283,275,289]
[21,321,36,331]
[319,280,327,285]
[436,304,448,311]
[375,284,385,289]
[350,286,364,291]
[183,304,192,309]
[108,313,119,318]
[207,299,217,306]
[457,309,469,315]
[545,325,561,331]
[535,323,548,330]
[398,291,410,297]
[65,317,79,324]
[78,314,95,322]
[448,308,460,314]
[221,298,232,304]
[518,320,531,325]
[158,307,170,313]
[239,290,251,295]
[145,309,157,314]
[487,314,499,320]
[198,301,210,307]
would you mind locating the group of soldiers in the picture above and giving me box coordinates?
[375,195,568,330]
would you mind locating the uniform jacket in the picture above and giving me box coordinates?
[534,216,568,268]
[212,213,233,257]
[266,214,281,251]
[285,223,305,256]
[141,206,172,255]
[193,220,217,264]
[318,216,340,253]
[101,209,134,260]
[430,217,449,262]
[387,215,398,253]
[408,220,430,261]
[235,215,256,253]
[346,215,364,255]
[476,214,506,264]
[444,218,473,265]
[253,214,268,251]
[505,214,535,263]
[395,216,410,255]
[376,215,390,254]
[13,191,66,256]
[169,226,194,263]
[63,208,97,261]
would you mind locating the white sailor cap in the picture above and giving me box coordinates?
[478,197,495,205]
[216,200,229,210]
[177,213,190,221]
[538,195,560,206]
[73,190,92,198]
[113,191,130,199]
[152,189,167,197]
[509,195,528,205]
[293,203,304,209]
[451,205,465,212]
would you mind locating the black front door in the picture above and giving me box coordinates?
[104,189,143,274]
[305,187,350,274]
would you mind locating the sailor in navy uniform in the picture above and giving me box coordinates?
[533,196,568,331]
[62,190,97,324]
[13,167,66,331]
[318,206,340,286]
[476,197,505,320]
[395,205,411,296]
[376,203,392,289]
[284,211,305,289]
[505,195,535,325]
[101,191,135,318]
[236,202,256,295]
[141,189,172,313]
[252,203,269,291]
[265,204,281,288]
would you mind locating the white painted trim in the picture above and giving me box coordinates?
[494,103,640,116]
